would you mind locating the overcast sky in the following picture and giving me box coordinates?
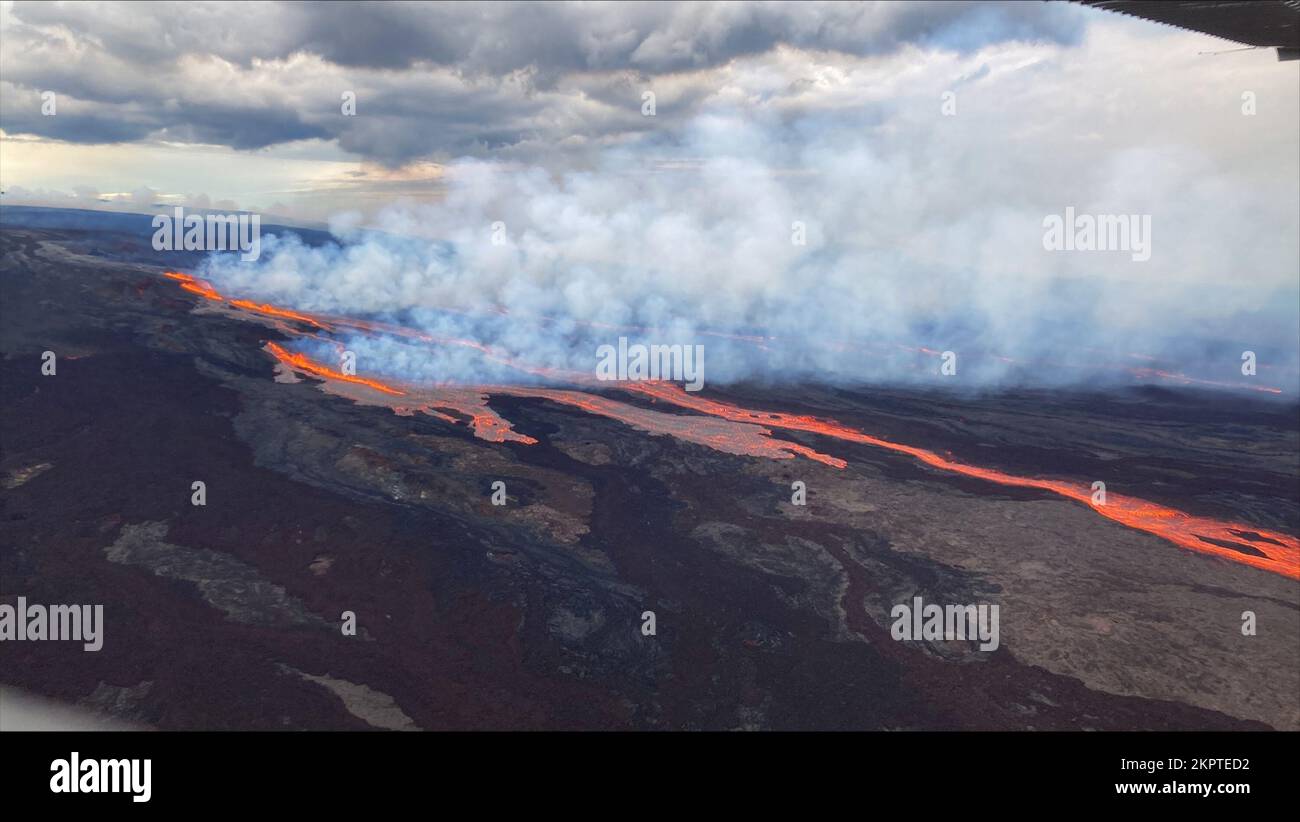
[2,0,1292,222]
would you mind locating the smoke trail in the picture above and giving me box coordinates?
[198,112,1300,394]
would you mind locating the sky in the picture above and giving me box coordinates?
[2,1,1293,221]
[1,0,1297,390]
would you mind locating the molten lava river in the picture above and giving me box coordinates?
[162,271,1300,581]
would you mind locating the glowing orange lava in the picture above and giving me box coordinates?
[266,341,406,397]
[494,386,844,466]
[165,272,332,331]
[165,271,223,301]
[162,269,1300,579]
[622,382,1300,579]
[229,299,333,330]
[1127,367,1283,395]
[395,389,539,445]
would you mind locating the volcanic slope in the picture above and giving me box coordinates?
[2,225,1297,730]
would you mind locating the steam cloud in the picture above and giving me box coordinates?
[198,110,1300,395]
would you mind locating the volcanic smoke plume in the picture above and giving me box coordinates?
[194,116,1299,396]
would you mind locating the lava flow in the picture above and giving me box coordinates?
[164,270,222,301]
[162,270,1300,580]
[1127,367,1284,395]
[624,381,1300,579]
[266,341,405,396]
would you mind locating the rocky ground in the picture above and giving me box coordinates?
[2,223,1297,730]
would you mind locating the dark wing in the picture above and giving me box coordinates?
[1079,0,1300,59]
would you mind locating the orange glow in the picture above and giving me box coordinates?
[622,381,1300,579]
[229,299,332,330]
[265,341,406,397]
[397,391,539,445]
[165,272,333,330]
[159,270,1300,579]
[494,386,844,466]
[1127,367,1283,395]
[165,270,224,302]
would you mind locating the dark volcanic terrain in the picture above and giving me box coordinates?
[2,218,1298,730]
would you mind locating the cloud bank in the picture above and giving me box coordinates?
[1,0,1086,164]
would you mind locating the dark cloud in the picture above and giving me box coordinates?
[0,85,330,150]
[0,106,156,144]
[0,1,1088,163]
[10,1,1087,72]
[160,102,332,150]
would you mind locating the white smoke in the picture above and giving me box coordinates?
[198,45,1300,395]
